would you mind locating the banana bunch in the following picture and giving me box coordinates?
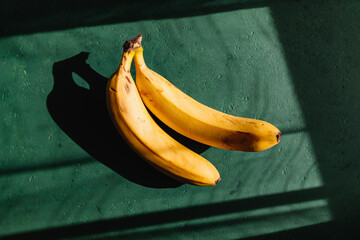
[106,34,280,186]
[106,36,220,186]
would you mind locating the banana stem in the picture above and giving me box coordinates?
[123,34,143,52]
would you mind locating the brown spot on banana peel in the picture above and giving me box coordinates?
[125,76,131,84]
[222,129,280,151]
[139,90,153,102]
[139,89,148,97]
[222,132,256,151]
[110,87,117,92]
[124,83,130,94]
[224,116,238,126]
[236,131,250,135]
[223,135,249,148]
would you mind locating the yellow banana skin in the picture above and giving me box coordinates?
[134,43,281,152]
[106,37,220,186]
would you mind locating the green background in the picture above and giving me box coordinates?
[1,0,360,239]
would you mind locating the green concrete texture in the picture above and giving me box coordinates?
[1,0,360,239]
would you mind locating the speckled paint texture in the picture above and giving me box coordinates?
[1,0,359,239]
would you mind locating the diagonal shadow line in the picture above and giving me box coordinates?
[102,206,330,240]
[0,187,327,240]
[0,158,94,177]
[240,220,360,240]
[0,0,278,38]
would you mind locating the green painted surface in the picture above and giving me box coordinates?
[1,0,359,239]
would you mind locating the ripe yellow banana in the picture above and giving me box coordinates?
[106,35,220,186]
[134,36,281,152]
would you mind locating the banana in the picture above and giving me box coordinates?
[133,35,281,152]
[106,35,220,186]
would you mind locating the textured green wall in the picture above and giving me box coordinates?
[1,0,359,239]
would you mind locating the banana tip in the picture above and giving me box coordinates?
[215,177,221,185]
[276,132,281,143]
